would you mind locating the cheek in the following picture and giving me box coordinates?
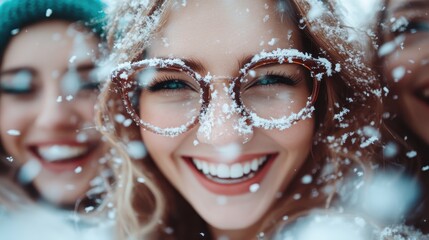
[269,119,315,152]
[0,99,32,157]
[0,97,33,127]
[140,130,178,168]
[75,98,97,122]
[382,50,417,90]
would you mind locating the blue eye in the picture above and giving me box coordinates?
[393,21,429,35]
[408,22,429,32]
[80,81,101,91]
[148,79,190,92]
[254,75,297,87]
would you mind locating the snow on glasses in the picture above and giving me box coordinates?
[112,48,333,137]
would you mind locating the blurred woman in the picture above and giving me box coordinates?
[375,0,429,233]
[0,0,114,239]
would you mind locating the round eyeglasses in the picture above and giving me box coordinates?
[111,49,333,137]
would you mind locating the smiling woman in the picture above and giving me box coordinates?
[374,0,429,233]
[99,0,384,239]
[0,0,108,210]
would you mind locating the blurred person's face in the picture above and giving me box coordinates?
[138,0,315,237]
[0,21,105,206]
[381,0,429,144]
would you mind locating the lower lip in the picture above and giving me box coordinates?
[185,154,277,195]
[34,149,95,173]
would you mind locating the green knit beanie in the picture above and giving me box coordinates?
[0,0,106,59]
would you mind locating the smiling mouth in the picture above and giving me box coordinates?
[189,154,272,184]
[31,144,95,163]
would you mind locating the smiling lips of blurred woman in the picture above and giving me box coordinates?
[0,21,104,205]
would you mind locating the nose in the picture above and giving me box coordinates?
[196,83,253,146]
[34,86,80,130]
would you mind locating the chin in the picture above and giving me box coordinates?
[35,178,89,207]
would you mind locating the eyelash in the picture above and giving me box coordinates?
[0,85,33,95]
[80,81,101,91]
[247,71,301,88]
[146,76,196,92]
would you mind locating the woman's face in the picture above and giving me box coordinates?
[381,0,429,144]
[142,0,315,233]
[0,21,106,205]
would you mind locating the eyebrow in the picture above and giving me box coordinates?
[392,0,429,13]
[179,55,255,73]
[180,58,207,73]
[238,55,254,69]
[75,63,96,72]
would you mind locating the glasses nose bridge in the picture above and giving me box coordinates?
[209,75,234,83]
[206,75,240,107]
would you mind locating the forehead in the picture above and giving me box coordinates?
[1,20,99,71]
[148,0,302,63]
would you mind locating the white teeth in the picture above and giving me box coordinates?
[230,163,243,179]
[193,159,202,170]
[243,162,251,174]
[202,161,209,175]
[217,164,230,178]
[192,156,268,180]
[37,145,89,162]
[251,159,259,171]
[209,164,217,176]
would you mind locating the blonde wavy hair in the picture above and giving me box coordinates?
[96,0,383,239]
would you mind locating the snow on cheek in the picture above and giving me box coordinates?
[391,66,406,82]
[7,129,21,136]
[61,70,81,95]
[249,183,260,193]
[161,37,170,47]
[383,141,398,159]
[268,38,279,46]
[263,14,270,23]
[76,132,89,143]
[378,35,405,57]
[17,159,42,184]
[378,41,396,57]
